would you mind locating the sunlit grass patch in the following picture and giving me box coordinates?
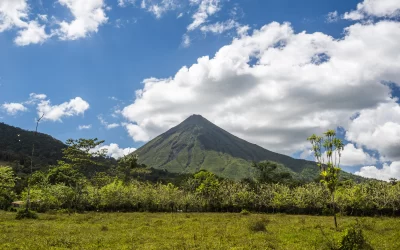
[0,212,397,249]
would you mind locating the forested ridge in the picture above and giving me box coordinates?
[0,122,66,168]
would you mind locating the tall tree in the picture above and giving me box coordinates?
[117,154,139,181]
[252,161,292,184]
[61,138,106,171]
[26,114,44,212]
[308,129,344,229]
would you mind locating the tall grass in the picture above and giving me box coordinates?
[0,211,398,249]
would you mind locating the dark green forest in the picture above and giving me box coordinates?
[0,122,66,168]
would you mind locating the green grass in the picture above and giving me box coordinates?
[0,212,398,249]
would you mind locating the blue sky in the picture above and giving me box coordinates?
[1,0,400,180]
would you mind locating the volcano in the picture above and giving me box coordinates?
[134,115,323,180]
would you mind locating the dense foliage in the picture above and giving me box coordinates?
[2,168,397,216]
[1,134,399,216]
[0,166,17,209]
[0,122,66,168]
[0,125,396,218]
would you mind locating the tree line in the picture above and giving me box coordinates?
[0,137,399,217]
[1,167,399,216]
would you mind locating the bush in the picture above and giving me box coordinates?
[240,209,250,215]
[8,207,17,212]
[15,209,38,220]
[340,222,372,250]
[248,218,269,232]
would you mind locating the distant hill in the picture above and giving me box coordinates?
[0,122,66,170]
[134,115,364,181]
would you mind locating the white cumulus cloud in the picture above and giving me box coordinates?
[29,93,47,100]
[57,0,108,40]
[341,143,377,166]
[93,143,136,159]
[122,20,400,158]
[346,102,400,162]
[0,0,49,45]
[0,0,29,32]
[123,123,151,142]
[1,102,28,115]
[344,0,400,20]
[355,162,400,181]
[14,21,49,46]
[38,97,90,121]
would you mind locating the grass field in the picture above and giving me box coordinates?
[0,211,399,249]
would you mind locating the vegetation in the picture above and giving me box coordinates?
[0,122,66,168]
[0,118,364,182]
[0,212,398,249]
[62,138,107,172]
[339,221,372,250]
[0,126,398,216]
[308,130,344,228]
[0,118,399,249]
[0,169,396,216]
[134,114,364,181]
[0,166,17,209]
[15,209,38,220]
[251,161,293,184]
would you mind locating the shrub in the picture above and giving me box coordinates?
[240,209,250,215]
[8,207,17,212]
[340,222,372,250]
[248,218,269,232]
[15,209,38,220]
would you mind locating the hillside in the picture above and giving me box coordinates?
[0,122,66,169]
[134,115,356,181]
[135,115,364,181]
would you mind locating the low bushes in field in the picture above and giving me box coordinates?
[248,218,270,232]
[15,209,38,220]
[16,178,400,216]
[339,222,372,250]
[240,209,251,215]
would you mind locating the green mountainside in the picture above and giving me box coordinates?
[135,115,361,181]
[0,122,66,169]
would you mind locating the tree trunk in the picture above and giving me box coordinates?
[332,192,338,229]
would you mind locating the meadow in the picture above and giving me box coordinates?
[0,211,399,250]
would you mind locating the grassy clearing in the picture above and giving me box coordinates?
[0,212,398,249]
